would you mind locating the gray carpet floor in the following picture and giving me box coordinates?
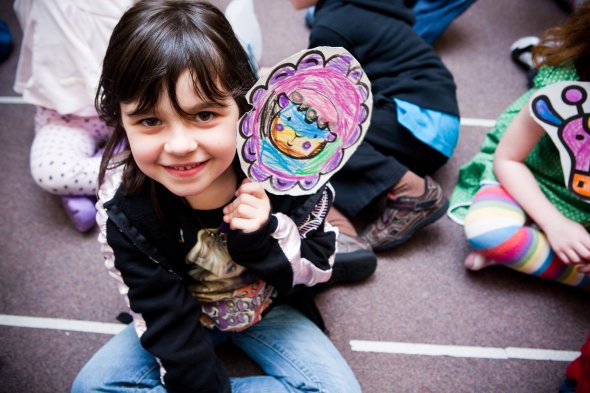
[0,0,588,392]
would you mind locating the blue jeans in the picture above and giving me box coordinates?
[72,305,361,393]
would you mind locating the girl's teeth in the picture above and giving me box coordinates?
[175,164,197,170]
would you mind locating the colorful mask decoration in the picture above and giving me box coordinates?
[530,81,590,202]
[238,47,372,195]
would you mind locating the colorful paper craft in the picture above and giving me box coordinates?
[238,47,372,195]
[530,81,590,202]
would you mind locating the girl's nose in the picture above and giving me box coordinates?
[164,126,198,155]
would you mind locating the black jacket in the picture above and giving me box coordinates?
[311,0,459,116]
[97,169,336,393]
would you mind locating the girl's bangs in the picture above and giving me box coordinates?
[123,29,230,116]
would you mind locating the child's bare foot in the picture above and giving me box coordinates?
[464,251,494,271]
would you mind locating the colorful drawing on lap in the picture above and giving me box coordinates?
[238,46,372,195]
[530,81,590,202]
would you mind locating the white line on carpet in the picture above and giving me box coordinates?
[0,314,579,362]
[0,96,27,104]
[460,117,496,128]
[350,339,579,362]
[0,314,124,335]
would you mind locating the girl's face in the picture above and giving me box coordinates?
[121,70,240,209]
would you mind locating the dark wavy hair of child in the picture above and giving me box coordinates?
[96,0,257,196]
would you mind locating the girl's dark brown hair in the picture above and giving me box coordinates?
[533,2,590,81]
[96,0,256,195]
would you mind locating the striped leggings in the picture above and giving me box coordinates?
[464,184,589,290]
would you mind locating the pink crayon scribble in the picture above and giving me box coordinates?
[238,47,372,195]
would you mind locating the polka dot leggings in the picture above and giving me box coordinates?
[30,107,112,196]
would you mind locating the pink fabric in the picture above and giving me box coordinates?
[272,213,335,286]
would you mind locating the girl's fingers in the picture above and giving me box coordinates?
[580,239,590,259]
[223,198,269,232]
[224,194,266,216]
[557,250,571,264]
[225,209,268,232]
[226,203,257,220]
[223,180,270,232]
[573,243,590,262]
[568,252,581,264]
[228,217,259,233]
[236,179,268,199]
[559,240,590,265]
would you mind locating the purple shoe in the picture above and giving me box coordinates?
[61,195,97,232]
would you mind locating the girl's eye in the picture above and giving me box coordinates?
[196,112,214,122]
[140,118,161,127]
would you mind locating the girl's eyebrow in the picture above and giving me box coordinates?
[123,99,229,118]
[122,103,155,118]
[188,100,229,111]
[125,109,152,118]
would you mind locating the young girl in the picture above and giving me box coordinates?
[13,0,262,233]
[71,1,361,392]
[448,3,590,289]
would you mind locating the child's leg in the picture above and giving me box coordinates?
[71,324,165,392]
[464,184,590,290]
[30,107,111,196]
[231,304,362,393]
[30,107,111,231]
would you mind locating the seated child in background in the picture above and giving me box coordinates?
[13,0,134,232]
[299,0,478,45]
[291,0,461,253]
[448,3,590,290]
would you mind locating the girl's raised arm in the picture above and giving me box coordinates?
[494,107,590,264]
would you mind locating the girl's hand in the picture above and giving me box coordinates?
[577,263,590,274]
[543,216,590,265]
[223,179,270,233]
[494,108,590,274]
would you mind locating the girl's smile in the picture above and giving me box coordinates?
[121,70,240,209]
[163,161,207,177]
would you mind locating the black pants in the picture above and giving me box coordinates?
[330,98,448,218]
